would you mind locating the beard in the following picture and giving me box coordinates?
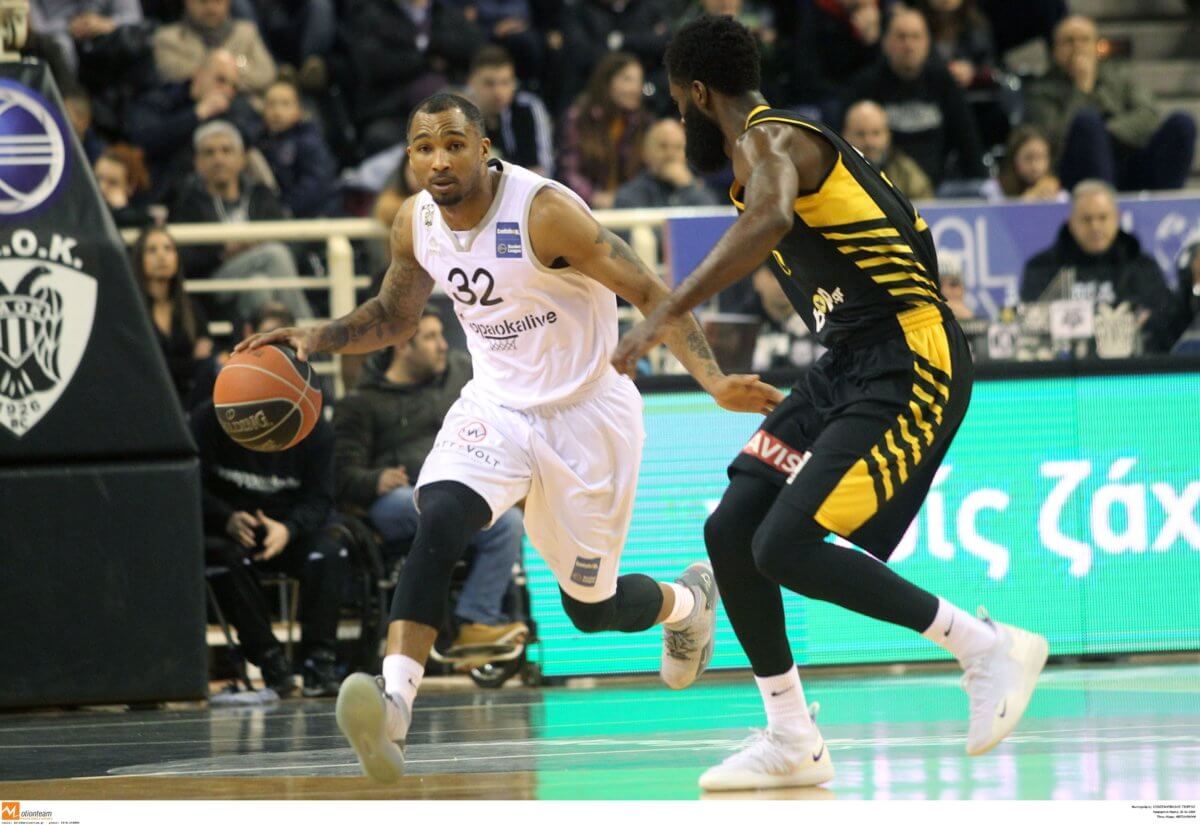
[683,102,730,174]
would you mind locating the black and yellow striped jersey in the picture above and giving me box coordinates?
[732,105,945,347]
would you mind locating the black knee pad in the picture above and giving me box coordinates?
[560,573,663,634]
[560,591,618,633]
[388,481,492,627]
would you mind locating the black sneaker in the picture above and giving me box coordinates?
[302,653,341,698]
[259,648,296,697]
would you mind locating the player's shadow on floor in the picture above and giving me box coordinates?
[700,786,836,801]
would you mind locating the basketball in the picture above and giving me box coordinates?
[213,345,323,452]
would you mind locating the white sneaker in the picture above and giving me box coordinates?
[699,703,834,792]
[661,562,719,690]
[961,608,1049,756]
[335,673,411,783]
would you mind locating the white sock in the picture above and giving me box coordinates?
[755,667,813,738]
[662,582,696,626]
[921,598,996,663]
[382,654,423,713]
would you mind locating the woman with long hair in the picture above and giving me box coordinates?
[557,52,653,208]
[132,227,214,404]
[994,125,1064,201]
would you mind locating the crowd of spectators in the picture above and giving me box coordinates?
[37,0,1191,343]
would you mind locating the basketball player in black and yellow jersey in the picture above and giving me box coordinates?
[613,16,1049,792]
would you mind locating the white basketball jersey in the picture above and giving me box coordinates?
[411,160,619,410]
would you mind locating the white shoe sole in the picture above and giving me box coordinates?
[699,757,835,791]
[336,673,406,783]
[967,627,1049,756]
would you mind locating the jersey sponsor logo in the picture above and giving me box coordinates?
[570,556,601,587]
[422,203,435,227]
[0,229,96,438]
[495,221,523,258]
[466,310,558,352]
[0,80,68,216]
[458,420,487,443]
[812,286,844,332]
[741,430,809,478]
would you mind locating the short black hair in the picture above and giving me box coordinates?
[406,93,487,138]
[469,44,514,76]
[665,15,761,96]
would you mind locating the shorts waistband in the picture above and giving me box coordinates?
[834,302,952,349]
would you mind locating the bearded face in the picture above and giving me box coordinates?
[683,100,730,174]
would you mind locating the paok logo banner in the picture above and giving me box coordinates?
[0,79,68,216]
[0,229,97,437]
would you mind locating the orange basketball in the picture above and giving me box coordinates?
[213,345,323,452]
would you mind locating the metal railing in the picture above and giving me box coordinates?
[121,205,736,396]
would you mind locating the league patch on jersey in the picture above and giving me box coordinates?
[495,222,523,258]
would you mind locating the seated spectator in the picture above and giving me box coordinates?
[94,144,157,228]
[614,118,720,208]
[788,0,881,109]
[558,52,653,208]
[334,0,484,155]
[195,382,347,698]
[1020,180,1177,353]
[736,264,820,370]
[374,155,421,232]
[171,120,313,320]
[29,0,142,73]
[63,90,106,164]
[1025,15,1196,193]
[127,49,263,202]
[133,226,214,403]
[250,0,334,86]
[455,0,544,85]
[561,0,672,111]
[333,308,528,650]
[466,45,554,177]
[990,125,1063,202]
[846,6,987,188]
[154,0,277,94]
[257,79,339,217]
[912,0,994,89]
[842,100,933,201]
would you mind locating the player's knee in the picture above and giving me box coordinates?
[749,518,790,582]
[560,592,617,633]
[704,503,750,566]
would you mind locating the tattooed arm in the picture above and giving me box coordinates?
[236,197,434,360]
[529,187,781,414]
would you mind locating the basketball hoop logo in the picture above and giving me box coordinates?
[0,230,96,438]
[0,80,68,216]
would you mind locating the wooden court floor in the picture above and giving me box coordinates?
[2,661,1198,801]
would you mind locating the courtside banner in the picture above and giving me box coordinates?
[525,370,1200,676]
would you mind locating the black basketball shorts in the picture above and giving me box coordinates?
[729,304,974,560]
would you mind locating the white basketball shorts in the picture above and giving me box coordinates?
[415,370,645,602]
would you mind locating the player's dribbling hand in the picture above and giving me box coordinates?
[710,374,784,415]
[234,326,316,361]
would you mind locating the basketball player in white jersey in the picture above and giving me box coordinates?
[238,92,783,782]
